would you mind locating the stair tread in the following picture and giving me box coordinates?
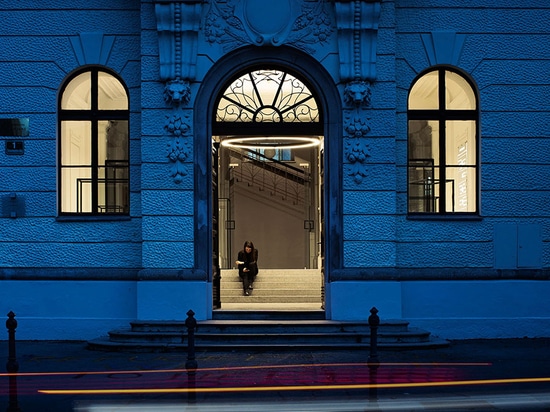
[88,337,450,351]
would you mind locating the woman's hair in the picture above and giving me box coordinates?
[243,240,254,251]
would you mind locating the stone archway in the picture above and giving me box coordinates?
[194,46,343,317]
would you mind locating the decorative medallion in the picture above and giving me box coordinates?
[205,0,332,54]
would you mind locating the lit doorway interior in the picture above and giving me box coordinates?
[211,68,325,311]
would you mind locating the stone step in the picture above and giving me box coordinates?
[87,318,450,352]
[129,319,411,334]
[221,278,322,285]
[221,288,321,296]
[212,309,326,320]
[220,295,323,303]
[220,268,321,279]
[220,269,322,305]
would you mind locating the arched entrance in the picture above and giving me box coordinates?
[194,47,342,319]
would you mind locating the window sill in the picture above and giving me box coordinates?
[56,215,132,222]
[406,213,482,221]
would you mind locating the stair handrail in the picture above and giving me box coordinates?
[229,148,310,205]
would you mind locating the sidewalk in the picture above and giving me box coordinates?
[2,338,549,378]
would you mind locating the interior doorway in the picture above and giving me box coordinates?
[216,140,322,270]
[210,68,325,311]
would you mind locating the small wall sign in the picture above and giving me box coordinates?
[5,140,25,155]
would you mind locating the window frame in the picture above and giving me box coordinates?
[58,67,130,217]
[407,66,480,216]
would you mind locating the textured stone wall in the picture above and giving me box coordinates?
[0,0,142,274]
[393,0,550,273]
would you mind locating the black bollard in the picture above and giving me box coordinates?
[367,307,380,404]
[6,311,21,412]
[6,311,19,373]
[367,307,380,363]
[185,309,198,371]
[185,309,198,404]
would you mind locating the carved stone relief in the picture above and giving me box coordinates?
[204,0,332,54]
[344,114,371,183]
[165,113,192,183]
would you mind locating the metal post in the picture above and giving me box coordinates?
[367,307,380,404]
[185,309,198,404]
[6,311,20,412]
[368,306,380,363]
[6,311,18,373]
[185,309,198,370]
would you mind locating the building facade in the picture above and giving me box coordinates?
[1,0,549,340]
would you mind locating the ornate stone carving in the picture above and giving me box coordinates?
[155,1,202,81]
[163,79,192,107]
[167,138,190,183]
[205,0,332,54]
[165,113,191,137]
[334,0,381,82]
[165,113,191,183]
[344,80,371,107]
[345,115,370,138]
[346,136,370,184]
[344,115,371,183]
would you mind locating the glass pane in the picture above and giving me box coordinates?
[98,170,129,213]
[61,121,91,166]
[98,120,129,213]
[61,72,91,109]
[409,71,439,109]
[408,120,439,166]
[98,120,128,165]
[445,71,476,110]
[445,166,476,212]
[445,121,476,166]
[61,167,92,213]
[408,164,440,213]
[98,72,128,110]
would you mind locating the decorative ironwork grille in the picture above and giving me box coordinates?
[216,70,319,123]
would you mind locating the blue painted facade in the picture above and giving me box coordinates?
[0,0,549,340]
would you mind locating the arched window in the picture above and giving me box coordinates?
[58,68,129,215]
[407,68,479,214]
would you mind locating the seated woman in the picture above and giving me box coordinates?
[235,240,258,296]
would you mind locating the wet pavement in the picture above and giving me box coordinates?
[1,338,550,411]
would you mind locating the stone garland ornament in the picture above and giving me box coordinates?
[344,115,371,184]
[165,114,192,183]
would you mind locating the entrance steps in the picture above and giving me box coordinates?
[87,318,449,352]
[219,268,323,306]
[87,269,449,351]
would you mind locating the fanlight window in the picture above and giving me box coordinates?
[214,69,322,136]
[407,68,479,214]
[59,68,129,215]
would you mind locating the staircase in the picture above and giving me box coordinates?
[88,319,449,352]
[218,268,323,310]
[87,268,449,352]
